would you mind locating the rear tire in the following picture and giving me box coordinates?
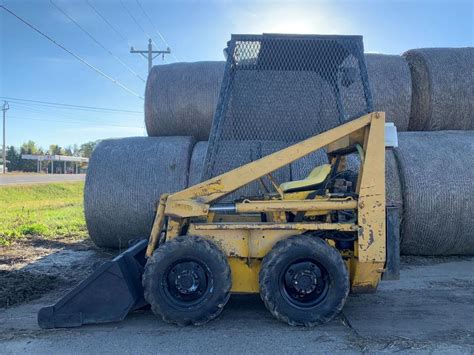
[259,235,349,326]
[143,235,231,325]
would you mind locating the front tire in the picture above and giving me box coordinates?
[259,235,349,326]
[143,235,231,325]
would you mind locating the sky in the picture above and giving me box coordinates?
[1,0,473,149]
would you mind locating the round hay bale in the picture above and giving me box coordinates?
[84,136,195,249]
[395,131,474,255]
[384,150,403,208]
[145,56,414,141]
[403,47,474,131]
[365,54,412,131]
[188,141,208,187]
[145,62,225,141]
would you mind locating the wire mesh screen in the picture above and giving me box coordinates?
[202,34,373,200]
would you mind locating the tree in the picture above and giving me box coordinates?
[49,144,64,155]
[20,141,43,172]
[21,140,41,155]
[6,146,21,171]
[65,144,79,157]
[79,141,98,158]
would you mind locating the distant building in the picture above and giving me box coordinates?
[21,154,88,174]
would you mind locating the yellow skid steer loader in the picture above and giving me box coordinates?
[38,111,400,328]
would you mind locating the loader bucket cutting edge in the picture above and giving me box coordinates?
[37,239,149,329]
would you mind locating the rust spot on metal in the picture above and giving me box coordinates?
[365,230,375,251]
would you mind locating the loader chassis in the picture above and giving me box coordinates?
[147,112,386,294]
[37,112,389,328]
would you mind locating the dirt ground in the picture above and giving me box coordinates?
[0,238,473,354]
[0,237,112,308]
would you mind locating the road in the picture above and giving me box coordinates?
[0,174,85,186]
[1,256,472,353]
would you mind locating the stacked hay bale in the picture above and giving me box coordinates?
[144,61,225,141]
[84,137,194,249]
[403,48,473,131]
[394,131,474,255]
[143,54,413,141]
[397,47,474,255]
[84,46,473,256]
[365,54,412,131]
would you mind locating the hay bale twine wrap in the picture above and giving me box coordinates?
[403,47,474,131]
[395,131,474,255]
[145,62,226,141]
[85,136,195,249]
[145,55,414,140]
[365,54,412,131]
[188,141,208,187]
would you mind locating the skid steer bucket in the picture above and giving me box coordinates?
[38,239,148,329]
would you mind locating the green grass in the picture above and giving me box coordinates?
[0,182,87,246]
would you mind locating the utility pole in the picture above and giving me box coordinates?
[2,101,10,174]
[130,39,171,73]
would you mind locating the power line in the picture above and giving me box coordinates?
[12,104,142,124]
[10,115,143,129]
[49,0,145,83]
[0,4,144,100]
[85,0,133,47]
[0,97,143,114]
[10,104,142,125]
[6,100,143,117]
[119,0,157,47]
[135,0,179,62]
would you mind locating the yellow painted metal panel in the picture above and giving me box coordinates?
[228,258,260,293]
[357,112,386,262]
[350,259,384,293]
[191,222,357,232]
[235,199,357,213]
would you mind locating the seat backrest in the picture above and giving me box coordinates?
[307,164,332,182]
[280,164,332,192]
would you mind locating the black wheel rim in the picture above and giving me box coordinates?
[280,259,330,308]
[162,259,212,308]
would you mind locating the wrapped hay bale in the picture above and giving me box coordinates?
[188,141,208,187]
[145,55,413,141]
[365,54,412,131]
[84,136,195,249]
[395,131,474,255]
[403,47,474,131]
[145,62,225,141]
